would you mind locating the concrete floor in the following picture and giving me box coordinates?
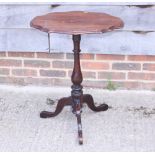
[0,85,155,152]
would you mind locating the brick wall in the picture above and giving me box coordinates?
[0,52,155,90]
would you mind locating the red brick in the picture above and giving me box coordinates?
[0,52,6,57]
[112,63,141,70]
[24,60,50,68]
[68,70,96,79]
[40,69,66,77]
[142,82,155,90]
[98,71,126,80]
[83,71,96,79]
[80,54,94,60]
[115,81,142,90]
[0,77,52,86]
[143,63,155,71]
[82,62,109,70]
[66,53,94,60]
[0,77,25,85]
[37,52,64,59]
[0,59,22,67]
[8,52,35,58]
[23,77,53,86]
[128,72,155,81]
[53,78,71,86]
[12,69,37,76]
[26,78,52,86]
[83,80,108,88]
[66,53,73,59]
[83,80,141,90]
[0,68,10,75]
[96,54,125,60]
[53,61,73,69]
[128,55,155,61]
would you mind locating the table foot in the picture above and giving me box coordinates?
[83,94,108,112]
[40,96,72,118]
[76,113,83,145]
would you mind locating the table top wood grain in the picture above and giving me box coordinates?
[30,11,124,35]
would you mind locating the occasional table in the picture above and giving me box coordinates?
[30,11,124,145]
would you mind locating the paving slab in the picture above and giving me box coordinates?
[0,85,155,152]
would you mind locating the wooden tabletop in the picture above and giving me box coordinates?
[30,11,124,35]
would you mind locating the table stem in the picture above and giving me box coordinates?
[71,34,83,144]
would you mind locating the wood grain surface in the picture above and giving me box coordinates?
[30,11,124,35]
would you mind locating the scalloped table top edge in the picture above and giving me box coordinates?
[30,11,124,35]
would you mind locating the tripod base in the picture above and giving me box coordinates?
[40,94,108,144]
[40,34,108,145]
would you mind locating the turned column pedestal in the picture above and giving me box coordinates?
[40,34,108,144]
[30,11,124,145]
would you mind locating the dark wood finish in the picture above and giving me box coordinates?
[30,11,124,35]
[31,11,124,145]
[40,96,72,118]
[83,94,108,112]
[39,34,109,145]
[71,35,83,144]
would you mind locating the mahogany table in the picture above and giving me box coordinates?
[30,11,124,145]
